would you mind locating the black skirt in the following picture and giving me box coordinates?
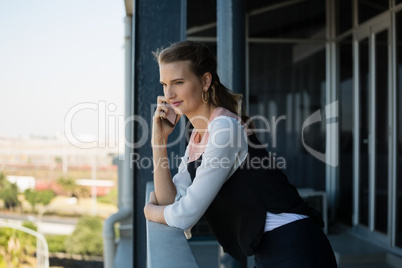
[254,218,338,268]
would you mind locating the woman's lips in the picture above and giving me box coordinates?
[171,101,183,107]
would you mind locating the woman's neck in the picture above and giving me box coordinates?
[187,104,217,140]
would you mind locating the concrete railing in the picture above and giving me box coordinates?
[145,181,199,268]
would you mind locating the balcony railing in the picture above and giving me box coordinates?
[145,181,199,268]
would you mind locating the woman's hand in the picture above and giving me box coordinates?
[152,96,179,147]
[151,96,179,205]
[148,191,157,205]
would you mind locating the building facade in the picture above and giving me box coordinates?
[106,0,402,267]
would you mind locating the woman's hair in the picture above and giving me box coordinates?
[153,41,252,126]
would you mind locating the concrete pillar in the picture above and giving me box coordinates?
[131,0,186,267]
[217,0,246,95]
[217,1,247,267]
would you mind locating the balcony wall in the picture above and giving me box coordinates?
[145,182,199,268]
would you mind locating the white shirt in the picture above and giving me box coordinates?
[164,109,307,239]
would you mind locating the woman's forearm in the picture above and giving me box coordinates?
[152,144,177,205]
[144,202,167,225]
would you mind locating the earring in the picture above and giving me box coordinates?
[202,91,209,103]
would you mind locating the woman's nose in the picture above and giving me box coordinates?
[164,85,175,99]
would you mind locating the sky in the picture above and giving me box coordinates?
[0,0,125,141]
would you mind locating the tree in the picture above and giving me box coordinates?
[54,156,62,164]
[38,190,55,206]
[57,176,90,201]
[65,216,103,256]
[24,189,39,211]
[0,173,20,211]
[56,177,77,197]
[24,189,55,212]
[75,184,90,199]
[0,173,5,186]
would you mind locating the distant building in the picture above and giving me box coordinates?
[76,179,114,196]
[0,135,117,167]
[6,175,35,192]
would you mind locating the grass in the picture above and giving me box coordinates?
[46,234,69,253]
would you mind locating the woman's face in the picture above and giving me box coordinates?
[159,61,207,117]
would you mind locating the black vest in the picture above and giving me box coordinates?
[187,134,324,261]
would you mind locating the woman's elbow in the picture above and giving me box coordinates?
[143,202,168,225]
[143,203,151,220]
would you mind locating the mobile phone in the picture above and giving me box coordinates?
[164,103,178,127]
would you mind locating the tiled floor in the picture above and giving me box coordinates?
[329,233,387,256]
[338,265,395,268]
[328,233,402,268]
[189,240,219,268]
[188,232,402,268]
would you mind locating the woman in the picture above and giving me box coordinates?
[144,41,337,267]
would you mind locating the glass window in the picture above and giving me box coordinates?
[396,10,402,248]
[336,0,353,35]
[246,0,284,12]
[374,30,389,234]
[186,0,216,37]
[248,0,326,39]
[338,37,353,225]
[358,0,388,24]
[187,27,216,38]
[248,42,326,190]
[358,38,369,227]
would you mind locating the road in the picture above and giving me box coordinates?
[0,212,77,235]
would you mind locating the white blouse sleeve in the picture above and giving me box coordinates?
[171,151,192,202]
[164,116,249,239]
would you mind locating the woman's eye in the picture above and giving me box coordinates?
[175,81,183,85]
